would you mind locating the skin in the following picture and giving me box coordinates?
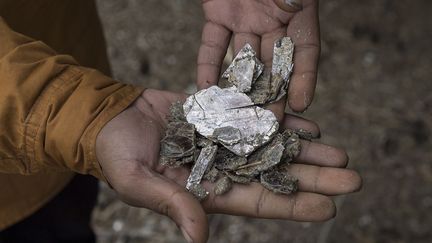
[96,89,362,243]
[197,0,320,116]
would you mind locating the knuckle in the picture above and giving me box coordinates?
[313,167,322,193]
[202,39,225,51]
[255,187,269,217]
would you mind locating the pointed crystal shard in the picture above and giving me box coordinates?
[186,145,218,191]
[269,37,294,102]
[222,43,264,93]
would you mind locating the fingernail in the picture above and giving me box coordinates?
[285,0,303,11]
[180,227,193,243]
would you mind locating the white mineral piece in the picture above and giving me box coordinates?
[271,37,294,101]
[222,43,264,93]
[186,145,218,191]
[183,86,279,156]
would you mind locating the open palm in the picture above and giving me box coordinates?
[95,89,360,243]
[197,0,320,116]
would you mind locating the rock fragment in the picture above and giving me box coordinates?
[222,44,264,92]
[188,184,209,201]
[186,145,218,199]
[281,130,301,161]
[260,170,298,195]
[269,37,294,102]
[224,171,252,184]
[183,86,279,156]
[235,134,286,177]
[167,101,186,122]
[196,136,214,148]
[214,147,248,171]
[294,128,315,141]
[203,164,220,183]
[159,122,196,166]
[245,37,294,104]
[214,176,232,195]
[247,70,272,105]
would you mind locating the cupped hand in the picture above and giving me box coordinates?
[96,89,361,243]
[197,0,320,116]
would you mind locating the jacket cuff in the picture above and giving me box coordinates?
[83,83,145,183]
[24,65,145,182]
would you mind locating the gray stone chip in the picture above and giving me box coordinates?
[186,145,218,193]
[270,37,294,102]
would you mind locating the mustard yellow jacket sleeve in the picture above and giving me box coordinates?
[0,17,145,180]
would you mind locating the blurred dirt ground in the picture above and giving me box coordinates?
[92,0,432,242]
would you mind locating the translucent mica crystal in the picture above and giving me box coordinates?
[222,43,264,93]
[186,145,218,199]
[159,122,196,166]
[183,86,279,157]
[270,37,295,101]
[246,37,295,104]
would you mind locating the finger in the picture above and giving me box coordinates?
[265,98,286,122]
[233,32,261,58]
[197,22,232,90]
[282,113,320,138]
[286,0,320,112]
[273,0,303,12]
[261,27,286,67]
[115,166,208,243]
[295,140,349,168]
[203,183,336,222]
[283,164,362,195]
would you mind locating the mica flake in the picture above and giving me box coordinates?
[270,37,295,101]
[183,86,279,156]
[186,145,218,192]
[222,43,264,92]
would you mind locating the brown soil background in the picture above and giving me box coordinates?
[93,0,432,242]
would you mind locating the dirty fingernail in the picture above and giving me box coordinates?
[273,0,303,12]
[285,0,303,10]
[288,93,312,113]
[181,227,193,243]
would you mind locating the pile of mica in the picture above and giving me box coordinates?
[160,37,310,200]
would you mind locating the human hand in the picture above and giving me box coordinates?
[96,89,361,243]
[197,0,320,118]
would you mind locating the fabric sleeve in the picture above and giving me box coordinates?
[0,17,145,181]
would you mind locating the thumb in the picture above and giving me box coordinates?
[114,166,209,243]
